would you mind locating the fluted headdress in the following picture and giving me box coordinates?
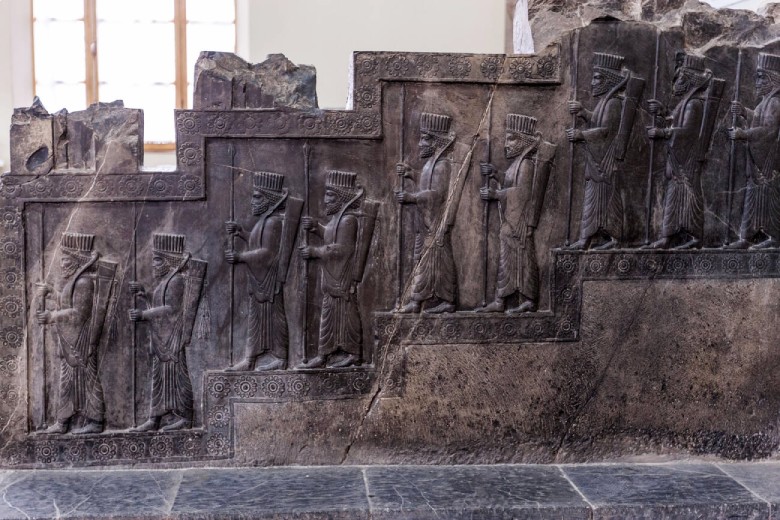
[61,232,94,263]
[420,112,452,135]
[593,53,624,72]
[252,171,284,193]
[680,54,707,73]
[506,114,537,136]
[153,233,186,255]
[758,53,780,74]
[326,170,357,190]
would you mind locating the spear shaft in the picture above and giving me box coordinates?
[644,29,661,245]
[396,85,405,310]
[481,100,492,308]
[302,142,311,362]
[566,29,580,246]
[228,143,235,366]
[725,49,743,245]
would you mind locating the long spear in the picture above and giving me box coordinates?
[644,29,661,245]
[725,49,743,245]
[396,85,405,310]
[481,100,492,308]
[131,201,137,427]
[227,142,236,366]
[302,141,311,363]
[565,29,580,246]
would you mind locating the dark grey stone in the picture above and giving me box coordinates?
[0,469,181,519]
[563,463,769,519]
[718,463,780,513]
[170,467,370,519]
[365,465,590,519]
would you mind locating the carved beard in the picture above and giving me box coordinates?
[326,199,343,216]
[154,264,171,279]
[756,74,779,97]
[420,145,436,159]
[251,198,271,216]
[505,135,536,159]
[672,77,690,97]
[61,259,80,279]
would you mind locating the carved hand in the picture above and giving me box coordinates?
[568,101,582,115]
[730,101,744,118]
[395,190,414,204]
[224,250,241,264]
[301,216,316,231]
[128,308,143,322]
[396,162,412,177]
[480,162,495,176]
[647,127,666,140]
[35,309,51,325]
[480,186,497,201]
[129,281,144,295]
[565,128,584,142]
[35,282,51,298]
[647,99,663,116]
[225,220,241,236]
[728,128,748,141]
[299,245,317,259]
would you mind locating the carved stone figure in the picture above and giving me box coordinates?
[224,171,302,371]
[396,112,458,313]
[726,53,780,249]
[477,114,556,314]
[646,54,724,249]
[130,234,206,431]
[565,53,644,250]
[298,171,378,369]
[36,233,116,434]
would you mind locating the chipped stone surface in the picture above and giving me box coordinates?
[193,52,318,110]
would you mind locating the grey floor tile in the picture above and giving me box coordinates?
[365,465,591,519]
[0,469,182,519]
[718,463,780,515]
[563,463,769,520]
[170,466,369,519]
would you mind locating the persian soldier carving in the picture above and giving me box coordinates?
[396,112,458,313]
[478,114,556,313]
[726,52,780,249]
[565,53,644,250]
[299,171,379,368]
[130,234,206,431]
[646,54,724,249]
[224,171,303,371]
[36,233,116,434]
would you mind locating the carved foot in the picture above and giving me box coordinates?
[297,356,325,369]
[592,238,618,251]
[562,239,589,251]
[424,302,456,314]
[255,356,287,371]
[476,300,504,313]
[397,302,421,314]
[72,420,103,435]
[131,418,160,433]
[642,238,669,250]
[673,238,700,250]
[161,418,191,432]
[724,239,750,249]
[750,238,779,250]
[507,300,537,314]
[327,354,359,368]
[43,422,68,434]
[226,358,254,372]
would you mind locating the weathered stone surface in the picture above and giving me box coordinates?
[10,97,54,175]
[193,52,318,110]
[2,1,780,470]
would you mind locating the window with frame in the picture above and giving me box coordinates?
[32,0,236,149]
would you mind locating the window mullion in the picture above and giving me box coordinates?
[174,0,187,109]
[84,0,98,104]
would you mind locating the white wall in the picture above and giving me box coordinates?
[239,0,506,109]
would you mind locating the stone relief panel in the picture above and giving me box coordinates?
[2,12,780,466]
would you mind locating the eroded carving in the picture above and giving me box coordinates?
[646,54,724,250]
[396,113,459,314]
[298,171,379,368]
[726,52,780,250]
[565,53,645,250]
[36,233,117,435]
[130,234,206,432]
[478,114,556,313]
[225,171,303,372]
